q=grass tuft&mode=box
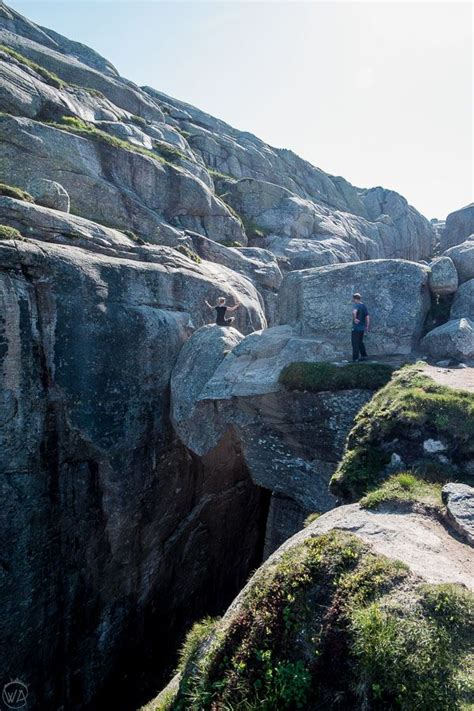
[0,224,22,240]
[0,182,35,203]
[0,44,65,89]
[360,472,442,510]
[175,244,202,264]
[280,361,394,393]
[177,617,220,673]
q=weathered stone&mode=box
[450,279,474,321]
[27,177,70,212]
[442,483,474,545]
[441,203,474,251]
[421,318,474,362]
[0,235,267,710]
[444,238,474,284]
[0,115,246,247]
[279,259,431,356]
[428,256,458,295]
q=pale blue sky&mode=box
[8,1,473,219]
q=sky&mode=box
[7,0,473,219]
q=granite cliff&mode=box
[0,4,472,711]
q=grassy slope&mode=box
[163,530,473,711]
[330,364,474,502]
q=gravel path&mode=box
[422,364,474,393]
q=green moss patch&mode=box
[0,182,35,203]
[330,365,474,502]
[0,224,22,240]
[0,44,65,89]
[175,244,202,264]
[280,361,394,393]
[48,116,170,165]
[170,530,473,710]
[360,472,442,510]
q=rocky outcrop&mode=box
[279,259,431,356]
[160,507,473,711]
[445,238,474,284]
[171,325,377,553]
[0,115,246,247]
[442,483,474,546]
[441,203,474,251]
[0,228,270,710]
[331,365,474,502]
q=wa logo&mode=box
[2,680,28,709]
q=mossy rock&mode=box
[280,361,394,393]
[0,182,35,203]
[167,530,473,710]
[330,364,474,502]
[0,224,23,240]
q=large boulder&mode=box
[279,259,431,357]
[441,203,474,251]
[27,177,70,212]
[428,256,458,295]
[421,318,474,362]
[444,238,474,284]
[450,279,474,321]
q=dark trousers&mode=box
[351,330,367,361]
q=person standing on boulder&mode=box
[205,296,240,326]
[351,293,370,361]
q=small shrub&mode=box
[0,182,35,203]
[177,617,219,673]
[129,114,148,127]
[303,512,321,527]
[279,361,394,393]
[0,44,65,89]
[176,244,202,264]
[209,168,235,181]
[152,140,187,164]
[0,224,22,240]
[121,229,146,245]
[350,585,474,711]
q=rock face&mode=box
[442,483,474,545]
[441,203,474,251]
[0,3,452,710]
[27,177,70,212]
[279,259,431,356]
[445,238,474,284]
[0,224,269,710]
[421,318,474,362]
[428,256,458,295]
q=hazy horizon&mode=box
[8,0,473,220]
